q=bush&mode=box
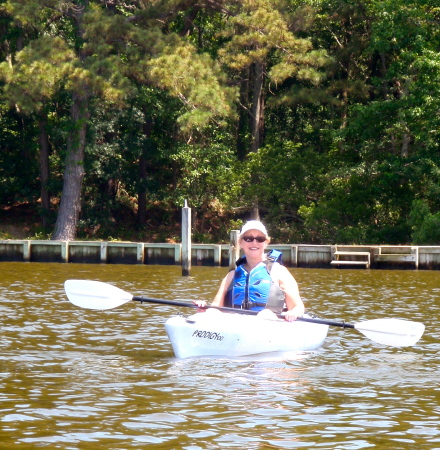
[409,200,440,245]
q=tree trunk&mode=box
[249,62,265,219]
[137,118,153,226]
[38,114,51,227]
[250,61,264,153]
[250,203,260,221]
[51,92,89,240]
[237,67,250,161]
[52,1,89,241]
[137,153,147,226]
[401,133,410,158]
[340,89,348,129]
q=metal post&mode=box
[182,200,191,276]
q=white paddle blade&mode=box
[355,318,425,347]
[64,280,133,310]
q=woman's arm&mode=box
[273,265,305,321]
[211,270,234,306]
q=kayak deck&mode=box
[164,309,329,358]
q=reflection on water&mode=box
[0,262,439,449]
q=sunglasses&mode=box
[242,236,267,243]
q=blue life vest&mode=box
[224,249,286,313]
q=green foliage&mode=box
[148,44,238,131]
[168,138,242,242]
[409,200,440,245]
[412,214,440,245]
[219,0,327,85]
[0,106,40,205]
[0,230,13,239]
[0,0,440,245]
[0,36,73,112]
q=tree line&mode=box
[0,0,439,245]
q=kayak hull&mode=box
[164,310,329,358]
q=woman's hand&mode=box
[283,308,302,322]
[192,300,207,311]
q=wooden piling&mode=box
[182,200,191,276]
[229,230,240,270]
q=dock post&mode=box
[229,230,240,270]
[182,200,191,276]
[61,241,69,263]
[413,246,419,270]
[100,242,108,263]
[137,243,145,264]
[23,240,31,261]
[291,245,298,267]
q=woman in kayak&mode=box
[193,220,305,322]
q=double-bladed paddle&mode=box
[64,279,425,347]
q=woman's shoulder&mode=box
[270,262,293,278]
[223,269,235,282]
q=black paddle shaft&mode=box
[132,295,355,329]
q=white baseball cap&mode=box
[239,220,268,237]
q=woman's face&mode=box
[240,230,269,256]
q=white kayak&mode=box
[164,309,329,358]
[63,281,426,355]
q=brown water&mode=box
[0,262,438,449]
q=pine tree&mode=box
[218,0,327,217]
[1,0,236,239]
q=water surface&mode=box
[0,262,438,449]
